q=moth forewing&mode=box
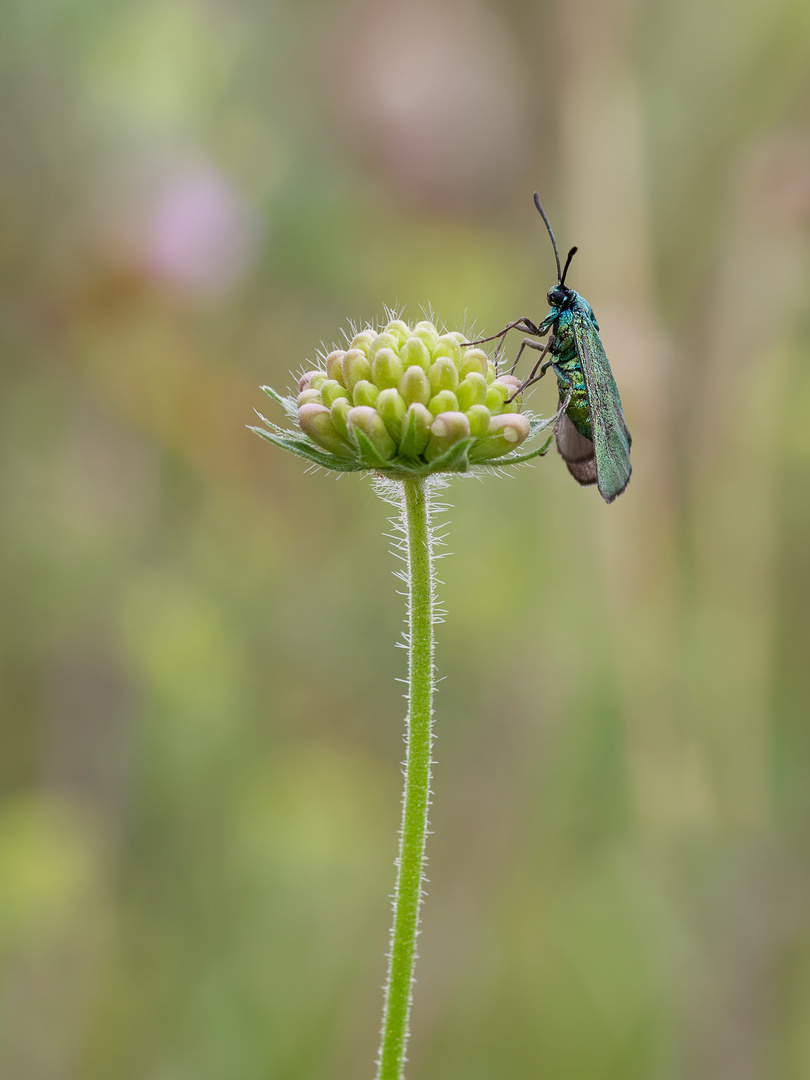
[571,311,632,503]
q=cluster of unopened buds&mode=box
[253,318,554,477]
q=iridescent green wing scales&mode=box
[571,311,632,503]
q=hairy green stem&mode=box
[376,476,436,1080]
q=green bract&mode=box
[252,318,556,477]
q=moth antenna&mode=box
[560,246,578,286]
[533,193,561,282]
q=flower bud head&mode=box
[459,349,489,378]
[425,411,471,461]
[469,413,532,460]
[398,365,432,407]
[352,379,380,407]
[344,349,372,392]
[347,406,397,461]
[325,350,347,383]
[456,372,488,411]
[371,348,404,390]
[429,389,460,416]
[297,403,353,457]
[259,317,543,476]
[399,404,433,458]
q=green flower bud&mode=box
[459,348,489,378]
[425,411,471,461]
[465,404,492,438]
[320,379,350,407]
[330,398,352,441]
[485,381,509,413]
[376,387,407,442]
[297,387,322,408]
[372,348,404,390]
[384,319,411,346]
[432,334,462,366]
[352,379,380,407]
[456,372,488,411]
[350,331,376,355]
[399,404,433,458]
[344,349,372,392]
[368,333,400,361]
[307,371,328,391]
[429,389,460,416]
[297,403,353,456]
[400,336,432,373]
[428,357,459,395]
[411,321,439,352]
[325,350,347,383]
[398,365,432,407]
[469,413,532,461]
[347,406,396,461]
[486,362,497,384]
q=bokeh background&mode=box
[3,0,810,1077]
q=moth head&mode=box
[547,285,568,307]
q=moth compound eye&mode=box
[548,287,566,307]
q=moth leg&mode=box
[462,317,543,349]
[505,338,555,401]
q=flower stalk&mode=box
[377,477,436,1080]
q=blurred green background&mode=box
[2,0,810,1077]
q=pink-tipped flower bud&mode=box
[297,403,353,457]
[346,406,397,460]
[424,411,471,461]
[297,387,322,408]
[325,350,347,383]
[469,413,532,460]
